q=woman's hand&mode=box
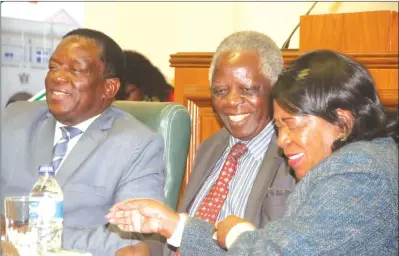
[215,215,255,249]
[106,199,180,239]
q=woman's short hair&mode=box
[271,50,398,150]
[209,30,283,85]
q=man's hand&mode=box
[114,242,151,256]
[215,215,255,249]
[106,199,179,239]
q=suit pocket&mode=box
[265,187,292,206]
[261,189,291,223]
[64,182,107,198]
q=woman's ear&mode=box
[336,108,354,140]
[103,78,120,100]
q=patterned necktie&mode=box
[195,142,248,224]
[51,126,82,171]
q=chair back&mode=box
[112,101,191,210]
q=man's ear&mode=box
[336,108,354,134]
[103,78,120,100]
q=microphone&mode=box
[281,2,318,50]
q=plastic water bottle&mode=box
[29,165,63,254]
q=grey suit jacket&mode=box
[179,137,398,256]
[178,128,296,228]
[1,101,165,255]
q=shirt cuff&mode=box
[166,213,188,248]
[225,222,256,249]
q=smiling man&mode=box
[1,28,164,255]
[170,31,296,253]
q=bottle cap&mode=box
[38,165,55,175]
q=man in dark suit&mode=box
[166,30,296,253]
[1,28,164,256]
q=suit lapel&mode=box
[179,130,229,212]
[33,112,55,173]
[244,134,283,222]
[56,107,115,188]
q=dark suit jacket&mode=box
[178,128,296,228]
[1,101,165,255]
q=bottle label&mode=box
[29,199,63,220]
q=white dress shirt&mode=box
[53,114,101,173]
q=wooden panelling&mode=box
[390,12,398,51]
[170,52,214,67]
[300,11,398,53]
[200,111,221,143]
[174,67,210,104]
[369,68,399,109]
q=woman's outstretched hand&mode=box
[105,199,180,239]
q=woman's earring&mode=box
[337,132,348,141]
[337,129,351,142]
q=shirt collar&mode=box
[55,113,101,133]
[229,121,275,160]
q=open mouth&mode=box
[228,113,250,123]
[49,90,71,97]
[287,152,304,167]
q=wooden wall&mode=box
[299,11,398,53]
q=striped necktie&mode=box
[51,126,82,171]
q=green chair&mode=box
[112,101,191,210]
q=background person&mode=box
[116,50,174,102]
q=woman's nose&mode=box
[277,129,291,149]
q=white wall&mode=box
[84,2,238,83]
[82,2,397,81]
